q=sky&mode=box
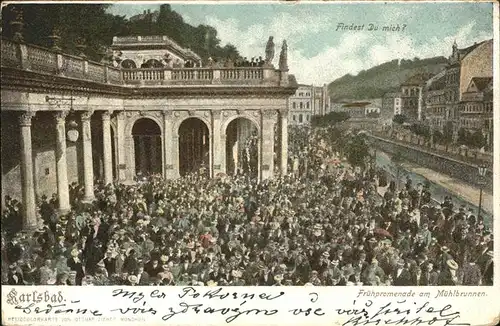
[107,1,494,85]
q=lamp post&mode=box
[477,165,487,221]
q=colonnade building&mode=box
[1,35,297,229]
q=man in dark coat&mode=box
[459,262,482,285]
[392,260,412,286]
[67,249,85,285]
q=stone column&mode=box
[101,111,113,185]
[19,112,38,229]
[261,110,276,180]
[212,110,225,175]
[81,110,95,202]
[280,109,289,175]
[54,111,71,213]
[116,111,127,182]
[163,110,176,179]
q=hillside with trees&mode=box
[328,57,448,101]
[1,4,241,64]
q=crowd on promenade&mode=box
[2,127,494,287]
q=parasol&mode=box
[373,228,393,239]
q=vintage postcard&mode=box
[1,0,499,325]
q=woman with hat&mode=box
[438,259,459,285]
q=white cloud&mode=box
[205,16,491,85]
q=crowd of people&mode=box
[2,127,494,287]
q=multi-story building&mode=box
[424,71,447,130]
[288,84,329,125]
[340,102,371,118]
[381,92,402,119]
[459,77,493,149]
[400,73,433,122]
[424,39,492,138]
[1,33,297,228]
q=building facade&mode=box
[112,35,202,69]
[288,84,329,125]
[340,102,370,118]
[381,92,401,118]
[1,36,297,229]
[400,74,432,122]
[459,77,493,149]
[423,40,492,139]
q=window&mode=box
[299,114,303,123]
[299,92,303,96]
[300,102,303,109]
[292,102,296,109]
[293,115,296,121]
[306,102,310,109]
[306,115,310,121]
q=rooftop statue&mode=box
[279,40,288,71]
[265,36,275,64]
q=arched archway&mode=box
[178,118,210,177]
[121,59,137,69]
[225,117,259,178]
[132,118,162,177]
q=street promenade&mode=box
[402,162,493,215]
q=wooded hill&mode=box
[1,4,240,64]
[328,57,448,101]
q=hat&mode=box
[128,275,138,284]
[207,280,218,286]
[486,250,493,258]
[231,270,242,278]
[331,259,339,265]
[97,261,105,268]
[322,251,330,258]
[446,260,459,270]
[441,246,450,252]
[274,274,283,282]
[304,282,313,286]
[279,264,287,270]
[71,249,79,257]
[368,238,377,243]
[160,255,168,262]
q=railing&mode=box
[1,39,122,85]
[371,130,493,167]
[1,38,283,87]
[221,68,263,80]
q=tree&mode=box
[469,130,486,149]
[442,122,454,150]
[433,130,444,144]
[344,135,369,168]
[1,3,241,64]
[393,114,407,125]
[311,112,350,128]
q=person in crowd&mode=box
[0,125,493,287]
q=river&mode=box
[374,150,493,227]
